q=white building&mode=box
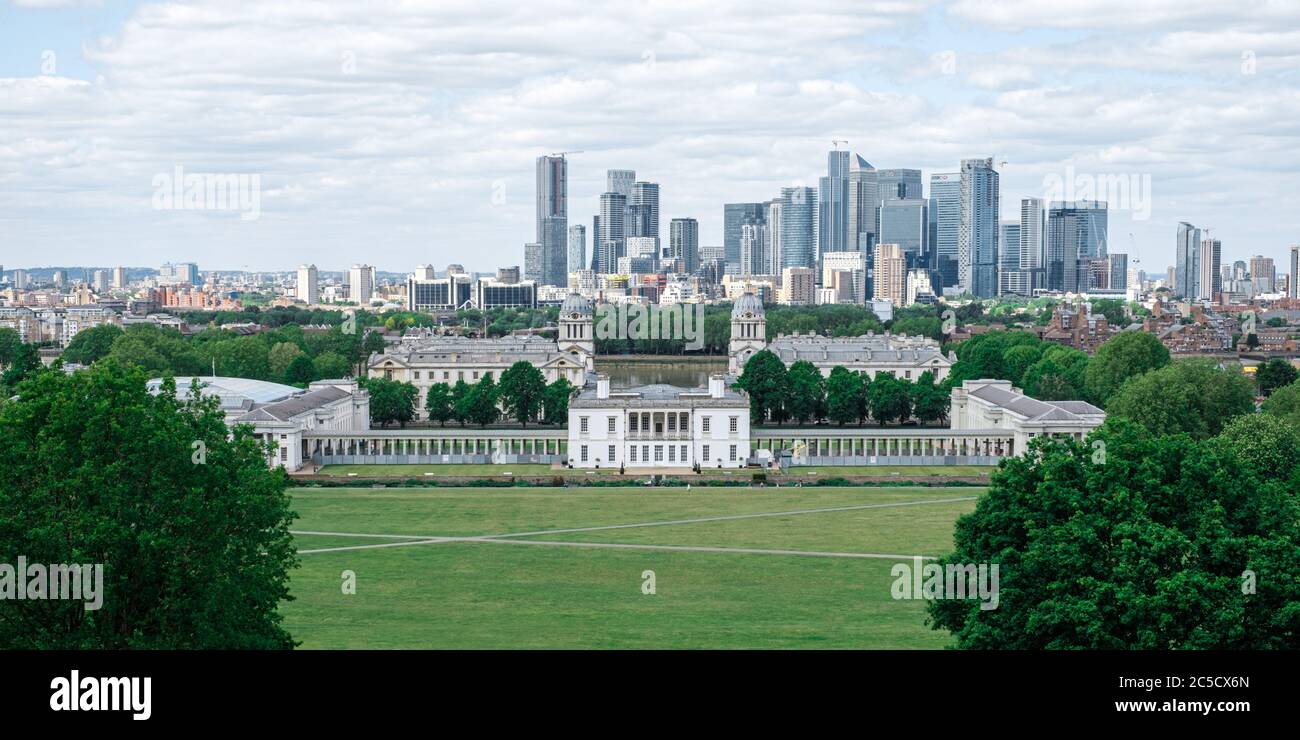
[568,373,751,470]
[147,377,370,471]
[348,264,375,305]
[950,379,1105,454]
[296,264,319,304]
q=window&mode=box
[580,416,589,433]
[630,415,638,432]
[608,445,616,462]
[702,417,710,433]
[414,371,421,380]
[630,446,638,462]
[473,371,479,380]
[443,371,450,380]
[668,446,675,462]
[729,416,738,433]
[654,446,663,462]
[702,444,710,461]
[667,415,676,432]
[642,445,648,461]
[280,447,287,462]
[608,417,616,433]
[580,445,588,462]
[680,445,687,461]
[729,445,737,461]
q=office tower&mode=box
[112,266,126,290]
[1046,201,1107,293]
[847,155,878,251]
[999,222,1022,295]
[1291,246,1299,299]
[1018,197,1046,294]
[627,237,659,273]
[777,187,817,272]
[595,192,627,274]
[929,173,961,290]
[568,224,587,274]
[535,155,568,288]
[1197,238,1222,301]
[414,264,435,280]
[724,203,767,269]
[606,169,635,198]
[959,158,1000,297]
[822,251,867,304]
[765,200,783,280]
[740,223,767,276]
[1107,253,1128,292]
[877,168,923,201]
[872,243,907,307]
[878,198,928,262]
[296,264,319,304]
[408,272,473,311]
[1174,222,1202,299]
[818,149,851,259]
[669,218,699,275]
[630,181,660,240]
[524,243,542,282]
[1249,255,1276,293]
[348,264,375,304]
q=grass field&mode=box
[316,463,993,478]
[283,486,983,648]
[780,465,994,477]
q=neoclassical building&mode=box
[950,379,1105,453]
[727,292,956,381]
[368,293,595,419]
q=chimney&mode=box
[596,373,610,400]
[709,374,726,399]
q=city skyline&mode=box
[3,1,1300,273]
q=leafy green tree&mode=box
[284,354,316,385]
[543,378,575,425]
[211,336,271,380]
[1262,379,1300,427]
[784,360,824,425]
[268,341,306,380]
[1256,358,1299,397]
[312,351,351,379]
[1,342,42,388]
[1083,331,1170,406]
[911,370,949,426]
[0,327,21,369]
[424,382,453,426]
[497,361,547,426]
[1001,344,1043,386]
[1106,359,1255,439]
[824,367,864,426]
[467,375,500,426]
[451,379,472,426]
[735,350,788,424]
[0,361,297,649]
[61,324,123,365]
[367,377,418,428]
[1020,345,1089,400]
[1216,413,1300,481]
[929,418,1300,649]
[866,372,911,426]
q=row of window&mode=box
[576,444,740,463]
[578,415,741,435]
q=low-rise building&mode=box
[950,379,1105,454]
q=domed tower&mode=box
[558,293,595,371]
[728,292,767,374]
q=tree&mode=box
[928,418,1300,649]
[268,341,306,380]
[211,336,271,380]
[1262,379,1300,427]
[911,370,949,426]
[451,379,472,426]
[1020,345,1089,401]
[497,361,547,426]
[1083,331,1170,406]
[1256,359,1299,397]
[824,367,864,426]
[1001,344,1043,387]
[284,354,316,385]
[735,350,788,424]
[784,360,824,425]
[425,383,454,426]
[0,361,297,648]
[1106,359,1255,439]
[367,377,418,428]
[61,324,124,365]
[543,378,575,425]
[467,375,500,426]
[312,351,351,379]
[0,328,21,369]
[866,372,911,426]
[1,342,42,389]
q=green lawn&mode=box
[283,486,984,649]
[781,465,995,477]
[317,463,565,477]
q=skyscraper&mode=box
[567,224,587,274]
[928,173,961,290]
[724,203,767,269]
[606,169,635,198]
[1018,197,1046,294]
[595,191,627,274]
[112,266,127,290]
[348,264,374,305]
[629,181,660,240]
[1046,201,1107,293]
[818,149,851,259]
[778,187,817,272]
[535,155,568,287]
[669,218,700,275]
[959,158,999,297]
[999,222,1022,295]
[739,222,767,276]
[872,243,906,307]
[1249,255,1276,293]
[1290,246,1299,299]
[847,155,878,252]
[878,198,928,260]
[296,264,319,304]
[1174,222,1201,299]
[1198,237,1222,301]
[878,168,923,201]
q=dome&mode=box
[560,293,593,317]
[732,292,764,318]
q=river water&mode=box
[597,358,729,389]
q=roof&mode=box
[149,376,300,405]
[766,333,951,366]
[571,381,747,408]
[231,386,351,422]
[966,382,1103,422]
[732,293,764,318]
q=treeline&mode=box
[364,361,575,428]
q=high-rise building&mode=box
[822,251,867,304]
[1046,201,1107,293]
[414,264,435,280]
[629,181,660,240]
[724,203,767,270]
[348,264,375,305]
[112,266,127,290]
[877,169,923,201]
[958,158,999,297]
[778,187,817,272]
[524,242,542,282]
[595,192,627,274]
[1106,253,1128,292]
[535,155,569,287]
[999,222,1022,295]
[1290,246,1299,299]
[1197,238,1222,301]
[1249,255,1276,294]
[765,200,782,280]
[1018,197,1046,294]
[818,149,851,259]
[12,269,26,289]
[159,262,200,286]
[606,169,635,198]
[568,224,587,274]
[928,173,961,290]
[740,222,767,277]
[878,198,928,262]
[1174,222,1202,299]
[52,270,67,289]
[779,267,815,305]
[669,218,700,275]
[296,264,319,304]
[92,270,109,292]
[872,243,907,307]
[847,155,878,252]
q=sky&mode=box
[2,0,1299,275]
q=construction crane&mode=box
[549,150,583,158]
[831,139,848,150]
